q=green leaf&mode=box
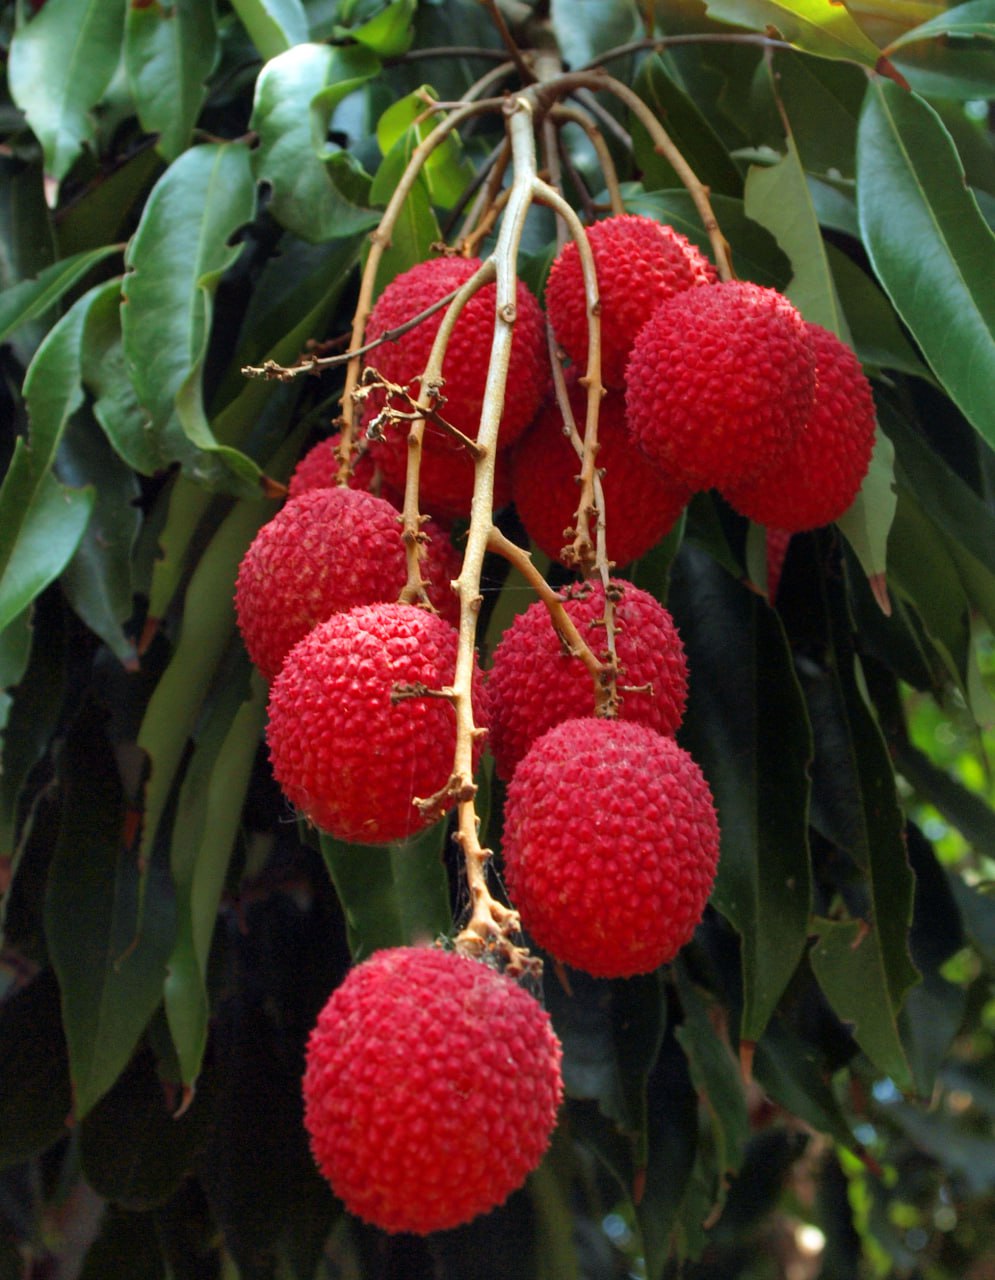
[621,188,790,288]
[670,545,813,1041]
[230,0,308,59]
[704,0,887,69]
[837,425,896,592]
[375,88,476,209]
[317,821,452,961]
[0,244,122,345]
[45,701,176,1118]
[829,244,932,381]
[0,970,72,1168]
[342,0,416,55]
[754,1013,856,1149]
[885,0,995,49]
[125,0,219,162]
[767,50,866,179]
[164,663,268,1085]
[744,136,851,340]
[7,0,126,201]
[251,43,380,243]
[895,741,995,857]
[121,142,261,490]
[551,0,641,69]
[368,125,443,289]
[57,145,162,259]
[632,55,744,197]
[857,81,995,449]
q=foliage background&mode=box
[2,0,995,1276]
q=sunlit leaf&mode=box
[230,0,308,59]
[704,0,887,69]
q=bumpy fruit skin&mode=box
[626,281,817,492]
[544,215,716,388]
[363,257,548,516]
[511,377,691,568]
[287,434,386,500]
[502,719,720,978]
[722,323,877,531]
[486,581,688,781]
[303,946,563,1234]
[235,487,460,681]
[266,603,482,843]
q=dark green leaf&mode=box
[806,175,860,236]
[632,55,744,197]
[79,1208,166,1280]
[0,244,122,345]
[948,876,995,969]
[7,0,126,199]
[885,0,995,49]
[770,50,866,179]
[895,741,995,858]
[829,244,932,381]
[251,43,380,243]
[857,82,995,448]
[369,131,442,289]
[704,0,886,69]
[230,0,308,58]
[45,701,176,1118]
[884,1101,995,1193]
[670,545,813,1041]
[754,1014,856,1148]
[886,2,995,99]
[125,0,218,162]
[317,820,452,961]
[57,145,162,259]
[551,0,641,69]
[0,969,72,1167]
[622,188,790,288]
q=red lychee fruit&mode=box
[510,376,692,568]
[235,487,461,682]
[625,281,817,492]
[544,214,716,389]
[722,323,877,531]
[485,580,688,781]
[365,254,548,446]
[266,603,483,843]
[502,718,720,978]
[287,433,388,501]
[303,946,563,1234]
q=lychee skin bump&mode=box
[287,434,386,500]
[511,377,692,568]
[266,603,482,844]
[234,486,460,682]
[722,323,877,532]
[303,946,564,1235]
[486,580,688,782]
[625,281,817,493]
[544,214,716,389]
[502,719,720,978]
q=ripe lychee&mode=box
[625,281,817,492]
[287,433,387,501]
[266,603,483,843]
[303,946,563,1234]
[722,323,877,531]
[501,718,720,978]
[485,580,688,781]
[234,486,460,682]
[544,214,716,389]
[364,254,548,447]
[510,377,691,568]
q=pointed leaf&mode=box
[885,0,995,49]
[46,702,176,1118]
[768,51,866,179]
[837,425,896,590]
[7,0,126,200]
[125,0,218,162]
[0,245,122,345]
[704,0,887,69]
[250,43,380,244]
[345,0,416,56]
[317,820,452,961]
[857,81,995,448]
[230,0,308,59]
[670,545,813,1041]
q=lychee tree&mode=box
[2,1,995,1276]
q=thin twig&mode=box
[551,102,625,217]
[579,31,796,71]
[479,0,537,85]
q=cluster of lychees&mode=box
[232,211,877,1238]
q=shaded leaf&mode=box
[0,244,122,345]
[0,969,72,1168]
[754,1013,856,1148]
[768,50,866,179]
[317,820,452,962]
[884,0,995,49]
[57,145,162,259]
[857,81,995,449]
[836,426,896,590]
[670,545,813,1041]
[78,1208,166,1280]
[7,0,126,200]
[230,0,308,59]
[829,244,932,381]
[895,740,995,857]
[45,701,176,1118]
[704,0,886,69]
[551,0,641,69]
[250,43,380,244]
[369,126,443,289]
[125,0,218,162]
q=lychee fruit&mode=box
[266,603,483,844]
[722,323,877,531]
[485,580,688,781]
[303,945,563,1234]
[544,214,716,389]
[287,433,388,501]
[625,281,817,492]
[235,486,461,682]
[364,254,548,449]
[501,718,720,978]
[510,376,692,568]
